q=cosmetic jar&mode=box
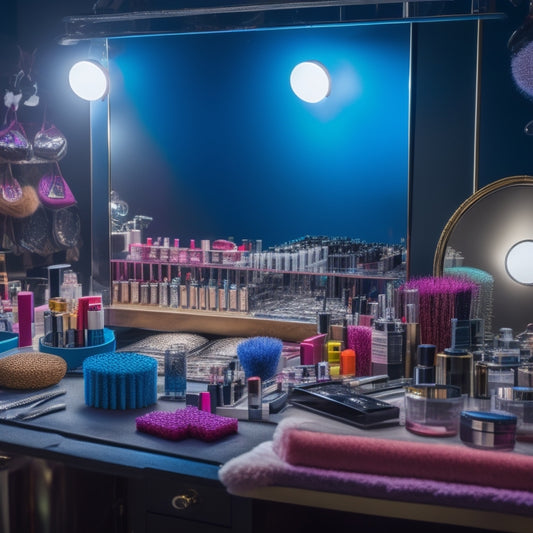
[495,387,533,443]
[404,384,464,437]
[459,410,517,451]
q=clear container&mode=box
[495,387,533,443]
[162,343,188,400]
[405,384,464,437]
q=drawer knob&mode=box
[171,489,199,511]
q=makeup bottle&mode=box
[218,280,228,311]
[317,311,331,363]
[413,344,436,385]
[478,327,520,399]
[435,318,474,397]
[189,280,198,309]
[247,376,262,421]
[208,279,218,310]
[170,277,180,308]
[130,280,140,304]
[403,288,420,379]
[163,343,187,400]
[517,323,533,362]
[371,295,406,380]
[87,304,105,346]
[239,285,249,313]
[229,284,238,311]
[17,291,34,348]
[158,279,169,307]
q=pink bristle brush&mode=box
[346,325,372,376]
[399,277,478,353]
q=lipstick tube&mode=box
[17,291,34,348]
[247,376,262,421]
[87,305,105,346]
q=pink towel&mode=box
[274,426,533,492]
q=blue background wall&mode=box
[108,24,410,249]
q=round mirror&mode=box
[434,175,533,339]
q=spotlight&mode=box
[290,61,330,103]
[69,60,109,101]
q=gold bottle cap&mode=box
[48,297,68,313]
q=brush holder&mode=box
[0,331,19,354]
[83,351,158,409]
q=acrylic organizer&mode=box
[39,328,116,370]
[0,331,19,354]
[404,384,464,437]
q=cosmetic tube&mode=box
[17,291,34,347]
[87,305,105,346]
[52,312,64,348]
[247,376,262,421]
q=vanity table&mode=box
[1,371,533,533]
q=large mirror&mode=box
[101,23,411,322]
[434,176,533,339]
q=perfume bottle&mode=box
[435,319,473,397]
[370,293,406,380]
[162,343,188,400]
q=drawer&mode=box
[146,512,230,533]
[144,475,232,527]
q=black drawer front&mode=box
[144,477,232,527]
[146,512,230,533]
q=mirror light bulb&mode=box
[290,61,330,103]
[69,60,109,101]
[505,240,533,285]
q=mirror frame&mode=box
[433,175,533,276]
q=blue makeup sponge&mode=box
[236,336,283,381]
[83,351,158,410]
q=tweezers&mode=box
[3,402,66,421]
[0,389,66,412]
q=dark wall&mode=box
[409,19,478,276]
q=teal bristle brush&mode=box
[236,336,283,381]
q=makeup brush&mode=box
[346,325,372,376]
[399,276,477,353]
[236,336,283,381]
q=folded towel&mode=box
[272,416,533,493]
[218,440,533,517]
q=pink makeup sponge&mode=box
[136,406,238,442]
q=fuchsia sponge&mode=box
[136,406,238,442]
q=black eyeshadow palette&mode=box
[289,381,400,429]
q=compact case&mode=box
[460,410,517,451]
